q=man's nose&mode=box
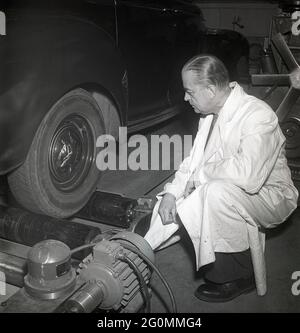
[184,92,190,102]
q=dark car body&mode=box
[0,0,249,175]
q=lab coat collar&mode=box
[218,82,246,123]
[202,82,245,162]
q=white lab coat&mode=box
[144,82,298,295]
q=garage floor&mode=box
[97,111,300,313]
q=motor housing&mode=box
[65,231,154,313]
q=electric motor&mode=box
[64,231,154,313]
[1,228,176,314]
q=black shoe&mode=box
[194,276,256,303]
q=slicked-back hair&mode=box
[182,55,229,90]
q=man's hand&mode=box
[184,179,196,198]
[158,193,177,225]
[184,171,202,197]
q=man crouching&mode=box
[144,55,298,302]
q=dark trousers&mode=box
[204,250,254,284]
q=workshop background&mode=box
[1,0,300,313]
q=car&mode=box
[0,0,249,218]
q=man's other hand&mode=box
[158,193,177,225]
[184,179,196,198]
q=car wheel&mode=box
[281,116,300,206]
[281,116,300,178]
[8,88,106,218]
[281,117,300,159]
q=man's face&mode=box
[182,70,215,115]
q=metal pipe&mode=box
[0,206,101,259]
[64,282,105,313]
[0,252,27,287]
[0,238,30,259]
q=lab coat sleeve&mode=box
[157,118,212,200]
[158,118,207,200]
[198,107,285,194]
[158,152,192,200]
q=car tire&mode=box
[8,88,106,218]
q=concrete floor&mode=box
[98,111,300,313]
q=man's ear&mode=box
[206,85,217,98]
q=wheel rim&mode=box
[281,117,300,159]
[49,114,95,192]
[281,117,300,181]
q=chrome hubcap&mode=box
[49,114,94,192]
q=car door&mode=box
[117,0,177,120]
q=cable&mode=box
[119,242,177,313]
[70,237,177,313]
[116,253,151,313]
[70,242,98,255]
[70,228,122,255]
